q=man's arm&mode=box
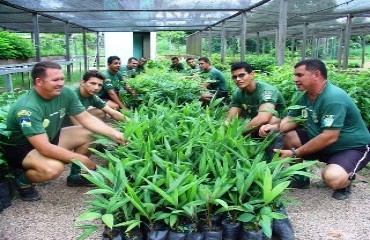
[259,116,299,137]
[101,105,125,122]
[279,129,340,158]
[124,84,136,96]
[246,102,276,131]
[225,107,242,125]
[27,133,95,169]
[107,90,129,110]
[73,111,126,145]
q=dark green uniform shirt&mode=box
[230,81,286,119]
[169,62,185,72]
[120,65,137,78]
[289,82,370,154]
[98,69,124,98]
[201,67,228,92]
[4,87,85,145]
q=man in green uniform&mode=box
[198,56,229,104]
[136,57,148,74]
[169,56,185,72]
[260,59,370,200]
[98,56,135,110]
[1,61,127,201]
[226,61,286,136]
[64,70,125,126]
[186,57,200,75]
[120,57,138,79]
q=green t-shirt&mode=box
[74,87,106,110]
[4,87,85,145]
[187,64,200,75]
[201,67,228,92]
[98,69,124,98]
[288,82,370,154]
[230,81,287,119]
[169,62,185,72]
[62,87,107,127]
[120,65,137,78]
[136,65,145,74]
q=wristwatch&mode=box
[291,148,297,157]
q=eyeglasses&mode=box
[232,72,249,80]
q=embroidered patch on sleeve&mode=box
[261,90,273,101]
[19,117,32,128]
[17,110,32,117]
[322,115,335,127]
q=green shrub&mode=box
[0,32,34,59]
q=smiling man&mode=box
[226,61,286,136]
[1,61,127,201]
[259,59,370,200]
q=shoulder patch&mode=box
[17,110,32,117]
[19,117,32,128]
[322,115,335,127]
[261,90,273,101]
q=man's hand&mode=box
[274,149,294,159]
[111,130,128,146]
[259,124,276,137]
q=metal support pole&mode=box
[83,29,88,71]
[337,29,343,69]
[291,37,295,61]
[32,13,41,62]
[361,35,366,68]
[301,23,308,60]
[240,12,247,61]
[65,23,71,81]
[343,14,352,69]
[221,21,227,63]
[277,0,287,65]
[256,32,260,54]
[96,32,100,70]
[208,28,212,56]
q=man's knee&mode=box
[322,164,349,189]
[283,130,301,149]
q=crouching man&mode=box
[1,61,127,201]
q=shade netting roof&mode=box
[0,0,370,38]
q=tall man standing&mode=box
[260,59,370,200]
[1,61,126,201]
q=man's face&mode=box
[109,59,121,73]
[231,68,254,89]
[139,59,148,66]
[128,59,138,69]
[81,77,104,96]
[199,60,210,71]
[171,58,179,66]
[186,59,195,67]
[293,65,317,91]
[36,68,65,98]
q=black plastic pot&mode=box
[272,207,294,240]
[0,181,12,213]
[167,231,187,240]
[203,230,223,240]
[221,219,242,240]
[186,232,204,240]
[147,230,168,240]
[239,228,263,240]
[102,227,123,240]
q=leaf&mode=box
[75,225,99,240]
[77,212,102,221]
[102,214,114,229]
[237,213,254,223]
